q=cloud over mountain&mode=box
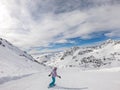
[0,0,120,53]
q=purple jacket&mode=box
[51,69,57,77]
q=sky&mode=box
[0,0,120,54]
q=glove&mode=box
[48,74,51,77]
[58,76,61,78]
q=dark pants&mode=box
[49,77,56,87]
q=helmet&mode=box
[54,67,57,70]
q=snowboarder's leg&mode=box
[49,77,56,87]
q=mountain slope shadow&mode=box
[54,86,88,90]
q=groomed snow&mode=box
[0,68,120,90]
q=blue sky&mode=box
[0,0,120,54]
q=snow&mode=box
[35,39,120,69]
[0,68,120,90]
[0,38,120,90]
[0,38,44,78]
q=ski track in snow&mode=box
[52,86,88,90]
[0,73,33,85]
[0,68,120,90]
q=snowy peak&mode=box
[101,39,117,46]
[34,51,63,66]
[0,38,35,61]
[105,39,115,43]
[35,39,120,69]
[0,38,43,77]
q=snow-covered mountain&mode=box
[0,38,36,61]
[34,51,63,65]
[0,38,120,90]
[0,38,43,77]
[35,39,120,69]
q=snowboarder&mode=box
[48,67,61,88]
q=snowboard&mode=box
[48,84,56,88]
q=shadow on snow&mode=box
[54,86,88,90]
[0,73,33,85]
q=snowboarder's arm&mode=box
[56,71,61,78]
[58,75,61,78]
[57,75,61,78]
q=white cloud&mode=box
[105,30,120,37]
[0,0,120,52]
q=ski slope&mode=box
[0,68,120,90]
[0,38,120,90]
[0,38,44,78]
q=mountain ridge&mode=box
[35,39,120,69]
[0,38,43,77]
